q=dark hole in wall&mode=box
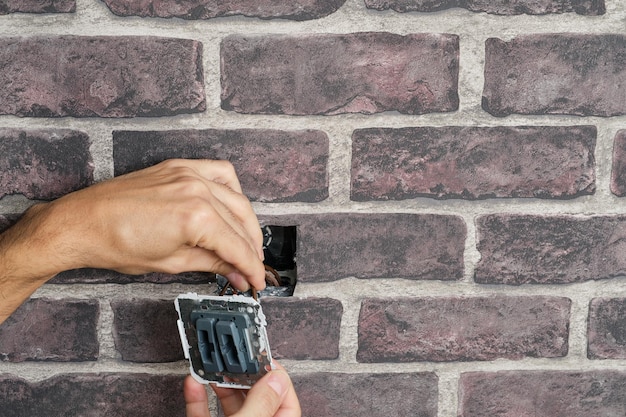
[217,225,297,297]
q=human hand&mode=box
[184,363,301,417]
[0,159,266,323]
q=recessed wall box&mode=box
[175,292,273,389]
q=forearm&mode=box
[0,203,77,324]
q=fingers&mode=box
[214,368,301,417]
[184,376,211,417]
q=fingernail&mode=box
[266,372,287,398]
[225,271,250,292]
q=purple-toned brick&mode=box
[0,298,99,362]
[611,130,626,196]
[476,214,626,284]
[51,268,211,284]
[483,34,626,117]
[357,296,570,362]
[261,213,465,282]
[262,297,342,360]
[459,371,626,417]
[102,0,346,20]
[0,36,205,118]
[0,373,186,417]
[352,125,596,200]
[111,299,182,362]
[0,0,75,14]
[365,0,605,14]
[113,129,328,202]
[292,372,438,417]
[221,32,459,115]
[0,129,93,200]
[588,298,626,359]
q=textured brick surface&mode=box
[357,296,569,362]
[459,371,626,416]
[483,34,626,117]
[261,213,465,282]
[365,0,605,14]
[102,0,346,20]
[0,129,93,200]
[0,373,186,417]
[0,0,75,14]
[351,125,596,200]
[292,372,438,417]
[611,130,626,196]
[113,129,328,202]
[51,268,211,284]
[588,297,626,359]
[0,298,99,362]
[262,297,342,360]
[221,32,459,115]
[111,299,182,362]
[476,214,626,284]
[0,36,205,118]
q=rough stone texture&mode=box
[0,36,205,118]
[476,214,626,284]
[260,213,465,282]
[351,125,596,200]
[588,298,626,359]
[0,0,75,14]
[610,130,626,196]
[483,34,626,117]
[0,373,186,417]
[459,371,626,416]
[0,129,94,200]
[113,129,328,202]
[102,0,346,20]
[357,296,570,362]
[221,32,459,115]
[111,299,182,362]
[262,297,342,360]
[292,372,438,417]
[52,268,212,284]
[364,0,605,14]
[0,298,99,362]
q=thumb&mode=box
[234,370,300,417]
[184,375,211,417]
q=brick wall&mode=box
[0,1,625,416]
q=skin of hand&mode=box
[0,159,266,324]
[184,363,301,417]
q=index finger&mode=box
[174,159,244,194]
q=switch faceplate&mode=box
[175,293,273,389]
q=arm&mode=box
[0,159,266,324]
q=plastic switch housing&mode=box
[175,293,273,389]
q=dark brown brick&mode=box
[102,0,346,20]
[459,371,626,417]
[483,34,626,117]
[261,213,465,282]
[113,129,328,202]
[357,296,569,362]
[611,130,626,196]
[476,214,626,284]
[51,268,211,284]
[365,0,605,14]
[221,32,459,115]
[0,0,75,14]
[262,297,342,360]
[351,126,596,200]
[0,129,93,200]
[111,299,182,362]
[0,373,186,417]
[0,298,99,362]
[292,372,438,417]
[588,297,626,359]
[0,36,205,118]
